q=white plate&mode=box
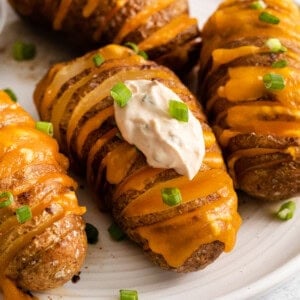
[0,1,300,299]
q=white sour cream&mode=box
[113,79,205,180]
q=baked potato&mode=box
[8,0,201,74]
[199,0,300,201]
[0,90,87,298]
[34,44,241,272]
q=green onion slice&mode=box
[92,54,105,67]
[12,41,36,61]
[3,88,17,102]
[168,100,189,122]
[16,205,32,223]
[137,50,148,60]
[263,73,286,90]
[265,38,287,53]
[124,42,148,59]
[250,0,267,10]
[124,42,140,53]
[108,222,126,241]
[276,201,296,221]
[161,187,182,206]
[272,59,288,68]
[111,82,132,107]
[35,121,54,136]
[259,12,280,24]
[119,289,138,300]
[85,223,99,244]
[0,191,14,208]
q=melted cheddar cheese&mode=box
[200,0,300,190]
[0,91,85,300]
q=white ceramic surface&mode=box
[0,1,299,299]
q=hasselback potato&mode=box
[8,0,200,74]
[0,90,87,299]
[34,44,241,272]
[199,0,300,201]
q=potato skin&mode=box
[199,0,300,201]
[0,90,87,294]
[7,215,87,291]
[8,0,201,75]
[34,44,241,272]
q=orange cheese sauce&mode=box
[138,14,198,51]
[201,0,300,187]
[114,0,175,43]
[0,91,85,299]
[53,0,72,30]
[136,192,240,267]
[82,0,100,18]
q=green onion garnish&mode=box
[120,289,138,300]
[250,0,267,10]
[12,41,36,61]
[124,42,148,60]
[272,59,288,68]
[0,191,14,208]
[263,73,286,90]
[168,100,189,122]
[35,121,54,136]
[276,201,296,221]
[124,42,139,53]
[259,12,280,24]
[92,54,105,67]
[137,50,148,60]
[3,88,18,102]
[161,187,182,206]
[108,222,126,241]
[265,38,287,53]
[16,205,32,223]
[110,82,132,107]
[85,223,99,244]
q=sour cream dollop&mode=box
[114,79,205,180]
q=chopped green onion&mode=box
[124,42,148,60]
[85,223,99,244]
[161,187,182,206]
[120,289,138,300]
[272,59,288,68]
[108,222,126,241]
[263,73,285,90]
[250,0,267,10]
[137,50,148,60]
[0,191,14,208]
[3,88,17,102]
[259,12,280,24]
[16,205,32,223]
[124,42,139,53]
[168,100,189,122]
[265,38,287,53]
[110,82,132,107]
[12,41,36,61]
[92,54,105,67]
[276,201,296,221]
[35,121,54,136]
